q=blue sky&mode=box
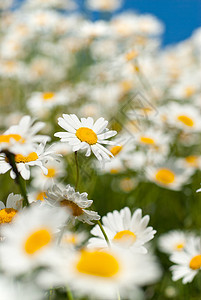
[121,0,201,46]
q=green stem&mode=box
[48,289,53,300]
[2,150,29,207]
[66,286,74,300]
[97,220,110,247]
[117,290,121,300]
[74,151,79,192]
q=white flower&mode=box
[0,115,50,152]
[88,207,156,253]
[31,159,65,190]
[0,203,68,275]
[158,230,194,255]
[54,114,117,161]
[86,0,122,12]
[0,193,22,225]
[0,275,43,300]
[170,236,201,284]
[146,162,194,190]
[45,184,100,225]
[0,142,59,180]
[38,248,161,300]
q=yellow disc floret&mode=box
[24,228,52,255]
[177,115,194,127]
[45,168,56,178]
[189,255,201,270]
[110,145,123,156]
[0,134,24,144]
[76,250,120,277]
[140,136,155,145]
[155,168,175,185]
[113,230,136,246]
[60,199,83,216]
[42,92,55,101]
[174,243,185,251]
[36,192,46,201]
[76,127,98,145]
[0,208,17,224]
[15,152,38,163]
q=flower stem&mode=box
[66,286,74,300]
[2,150,29,207]
[97,220,110,247]
[74,151,79,192]
[117,290,121,300]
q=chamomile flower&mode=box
[162,103,201,132]
[170,236,201,284]
[39,248,161,300]
[0,115,50,151]
[45,184,100,225]
[31,159,65,190]
[146,163,193,190]
[54,114,117,161]
[88,207,156,253]
[0,193,22,225]
[60,230,87,249]
[158,230,194,255]
[0,142,59,180]
[27,91,68,117]
[0,204,68,275]
[86,0,123,12]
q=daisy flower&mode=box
[0,115,50,152]
[54,114,117,161]
[170,236,201,284]
[27,90,68,117]
[38,248,161,300]
[0,203,68,275]
[158,230,194,255]
[0,142,59,180]
[0,276,43,300]
[86,0,123,12]
[45,184,100,225]
[0,193,22,225]
[88,207,156,253]
[146,162,193,190]
[60,230,87,249]
[31,159,66,190]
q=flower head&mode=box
[54,114,117,161]
[45,184,100,225]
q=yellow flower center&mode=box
[110,145,123,156]
[177,115,194,127]
[113,230,136,246]
[42,92,55,101]
[15,152,38,163]
[185,86,195,97]
[155,169,175,185]
[36,192,46,201]
[189,255,201,270]
[45,168,56,178]
[63,233,78,245]
[174,243,185,251]
[76,127,98,145]
[24,228,52,255]
[185,156,199,167]
[121,80,133,92]
[0,208,17,224]
[110,168,120,174]
[140,136,155,145]
[76,250,120,278]
[60,200,83,216]
[0,134,24,144]
[125,50,138,61]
